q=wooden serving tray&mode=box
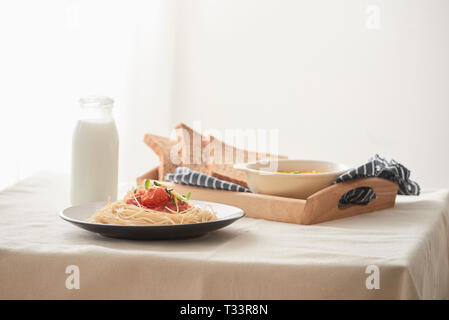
[137,167,398,225]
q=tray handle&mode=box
[302,177,398,225]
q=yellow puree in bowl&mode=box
[277,170,327,174]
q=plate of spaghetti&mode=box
[60,180,244,240]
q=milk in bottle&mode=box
[70,96,119,205]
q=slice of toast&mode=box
[210,137,287,188]
[174,123,287,187]
[211,168,249,188]
[143,133,181,181]
[174,122,213,175]
[144,123,287,187]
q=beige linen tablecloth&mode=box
[0,173,448,299]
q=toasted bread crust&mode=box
[144,123,287,186]
[208,136,286,187]
[211,169,249,188]
[174,122,213,175]
[143,133,181,180]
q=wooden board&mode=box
[137,167,398,225]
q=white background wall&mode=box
[0,0,175,189]
[1,0,448,190]
[171,0,449,188]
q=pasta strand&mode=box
[87,200,217,226]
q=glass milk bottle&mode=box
[70,96,119,205]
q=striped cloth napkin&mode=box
[335,154,420,206]
[165,167,251,193]
[164,155,420,206]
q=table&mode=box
[1,173,448,299]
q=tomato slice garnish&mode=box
[140,188,170,208]
[126,187,191,213]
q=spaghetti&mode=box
[87,180,217,225]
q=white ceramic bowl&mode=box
[234,159,349,199]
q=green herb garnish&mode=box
[164,188,179,212]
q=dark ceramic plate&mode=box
[60,200,244,240]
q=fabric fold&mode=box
[165,167,251,193]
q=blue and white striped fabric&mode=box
[165,155,420,206]
[165,167,252,193]
[335,154,420,206]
